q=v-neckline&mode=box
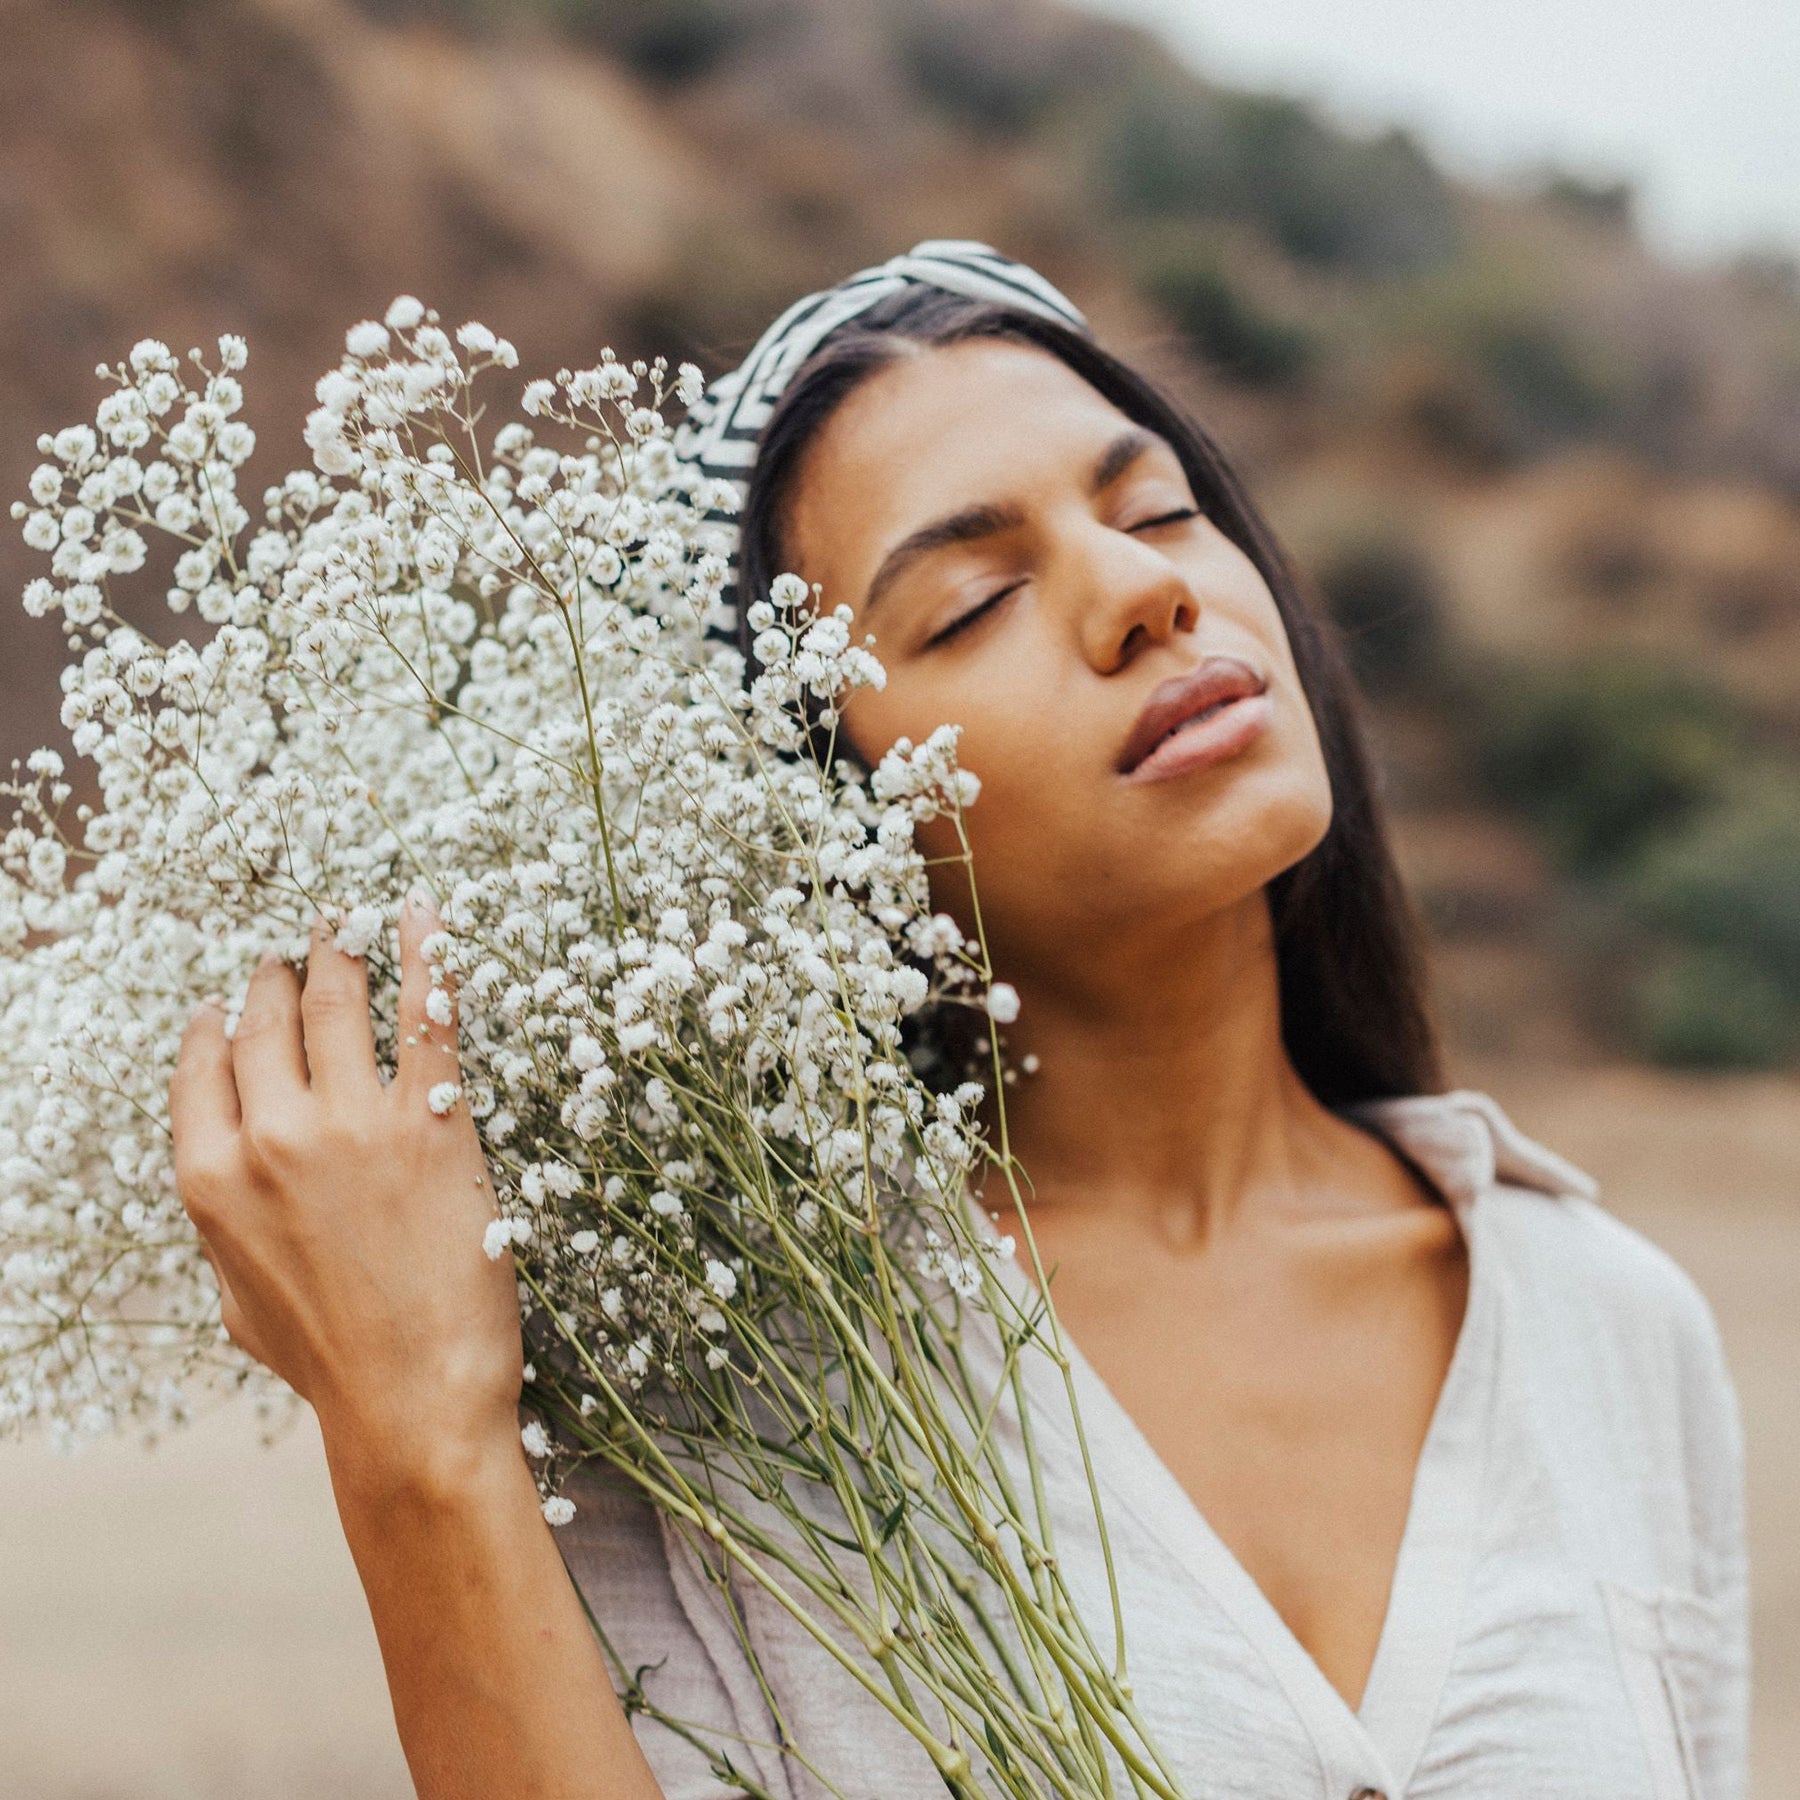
[962,1153,1502,1794]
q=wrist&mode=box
[320,1400,532,1522]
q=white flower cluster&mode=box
[1,306,1202,1800]
[0,305,1006,1460]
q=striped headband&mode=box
[672,238,1090,646]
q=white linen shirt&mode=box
[558,1087,1750,1800]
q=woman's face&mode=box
[780,338,1333,988]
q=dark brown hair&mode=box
[734,285,1445,1109]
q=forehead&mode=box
[783,338,1156,595]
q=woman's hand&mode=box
[170,892,523,1487]
[170,896,663,1798]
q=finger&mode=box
[231,949,309,1116]
[394,890,462,1106]
[301,912,380,1101]
[171,998,241,1152]
[172,1001,244,1245]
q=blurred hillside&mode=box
[4,0,1799,1067]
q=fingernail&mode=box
[404,884,430,913]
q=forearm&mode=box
[325,1425,666,1800]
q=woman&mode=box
[169,243,1749,1800]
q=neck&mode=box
[974,890,1359,1247]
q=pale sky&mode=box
[1081,0,1800,264]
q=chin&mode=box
[1271,779,1335,872]
[1196,760,1331,872]
[1192,789,1333,922]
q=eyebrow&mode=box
[860,425,1162,619]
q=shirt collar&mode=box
[1339,1086,1600,1213]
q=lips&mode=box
[1116,655,1269,776]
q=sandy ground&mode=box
[1,1063,1793,1798]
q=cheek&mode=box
[929,712,1108,940]
[909,770,1083,948]
[840,640,1077,801]
[842,673,1083,922]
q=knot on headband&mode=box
[672,238,1089,645]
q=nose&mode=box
[1067,519,1201,673]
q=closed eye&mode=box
[922,509,1203,649]
[924,581,1025,649]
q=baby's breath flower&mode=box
[482,1218,519,1261]
[334,906,385,959]
[0,308,1101,1800]
[345,320,390,358]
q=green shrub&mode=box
[1469,661,1797,1068]
[1534,169,1637,231]
[1314,538,1446,698]
[1628,943,1799,1069]
[1101,84,1225,217]
[1620,773,1800,1068]
[1625,772,1800,977]
[1137,252,1313,389]
[1390,261,1642,458]
[1468,313,1621,450]
[575,0,748,83]
[353,0,750,82]
[1468,655,1739,878]
[892,5,1092,139]
[1099,83,1458,275]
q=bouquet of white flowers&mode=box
[0,304,1189,1800]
